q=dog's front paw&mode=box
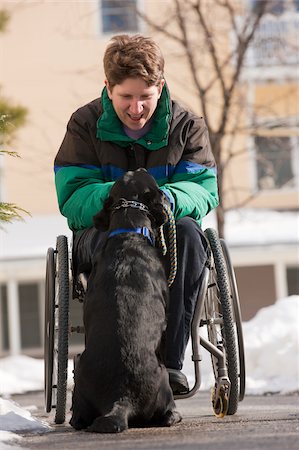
[87,415,128,433]
[160,409,182,427]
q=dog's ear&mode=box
[143,190,169,227]
[151,203,169,227]
[93,196,113,230]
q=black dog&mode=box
[70,169,181,433]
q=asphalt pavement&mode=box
[9,390,299,450]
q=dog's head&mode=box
[94,168,168,231]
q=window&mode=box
[101,0,138,34]
[0,278,82,357]
[0,284,9,352]
[287,267,299,295]
[246,1,299,68]
[251,0,299,15]
[234,265,276,321]
[18,283,41,349]
[255,136,295,191]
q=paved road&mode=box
[10,390,299,450]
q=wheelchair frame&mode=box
[44,228,245,424]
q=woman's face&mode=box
[105,77,165,130]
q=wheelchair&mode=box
[44,228,246,425]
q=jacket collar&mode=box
[96,84,171,150]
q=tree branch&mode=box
[173,0,209,122]
[192,1,227,98]
[136,9,183,45]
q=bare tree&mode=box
[138,0,276,236]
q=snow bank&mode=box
[0,398,50,432]
[0,398,51,449]
[242,295,299,394]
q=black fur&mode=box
[70,169,181,433]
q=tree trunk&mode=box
[210,135,225,238]
[216,203,225,239]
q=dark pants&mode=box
[73,217,208,371]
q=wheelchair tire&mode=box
[204,228,239,415]
[44,247,55,413]
[220,239,246,401]
[54,235,70,425]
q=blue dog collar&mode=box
[108,227,154,246]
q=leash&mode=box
[158,204,177,288]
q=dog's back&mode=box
[70,234,180,432]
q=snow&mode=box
[240,295,299,394]
[0,296,298,447]
[0,398,49,433]
[221,209,299,247]
[0,397,51,449]
[0,431,22,450]
[0,357,45,396]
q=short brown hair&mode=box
[103,34,164,89]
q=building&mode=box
[0,0,298,356]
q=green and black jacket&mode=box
[54,86,219,231]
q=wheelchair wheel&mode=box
[44,235,70,424]
[220,239,246,401]
[44,247,55,413]
[204,228,239,415]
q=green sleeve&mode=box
[161,114,219,222]
[162,169,218,221]
[55,166,113,231]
